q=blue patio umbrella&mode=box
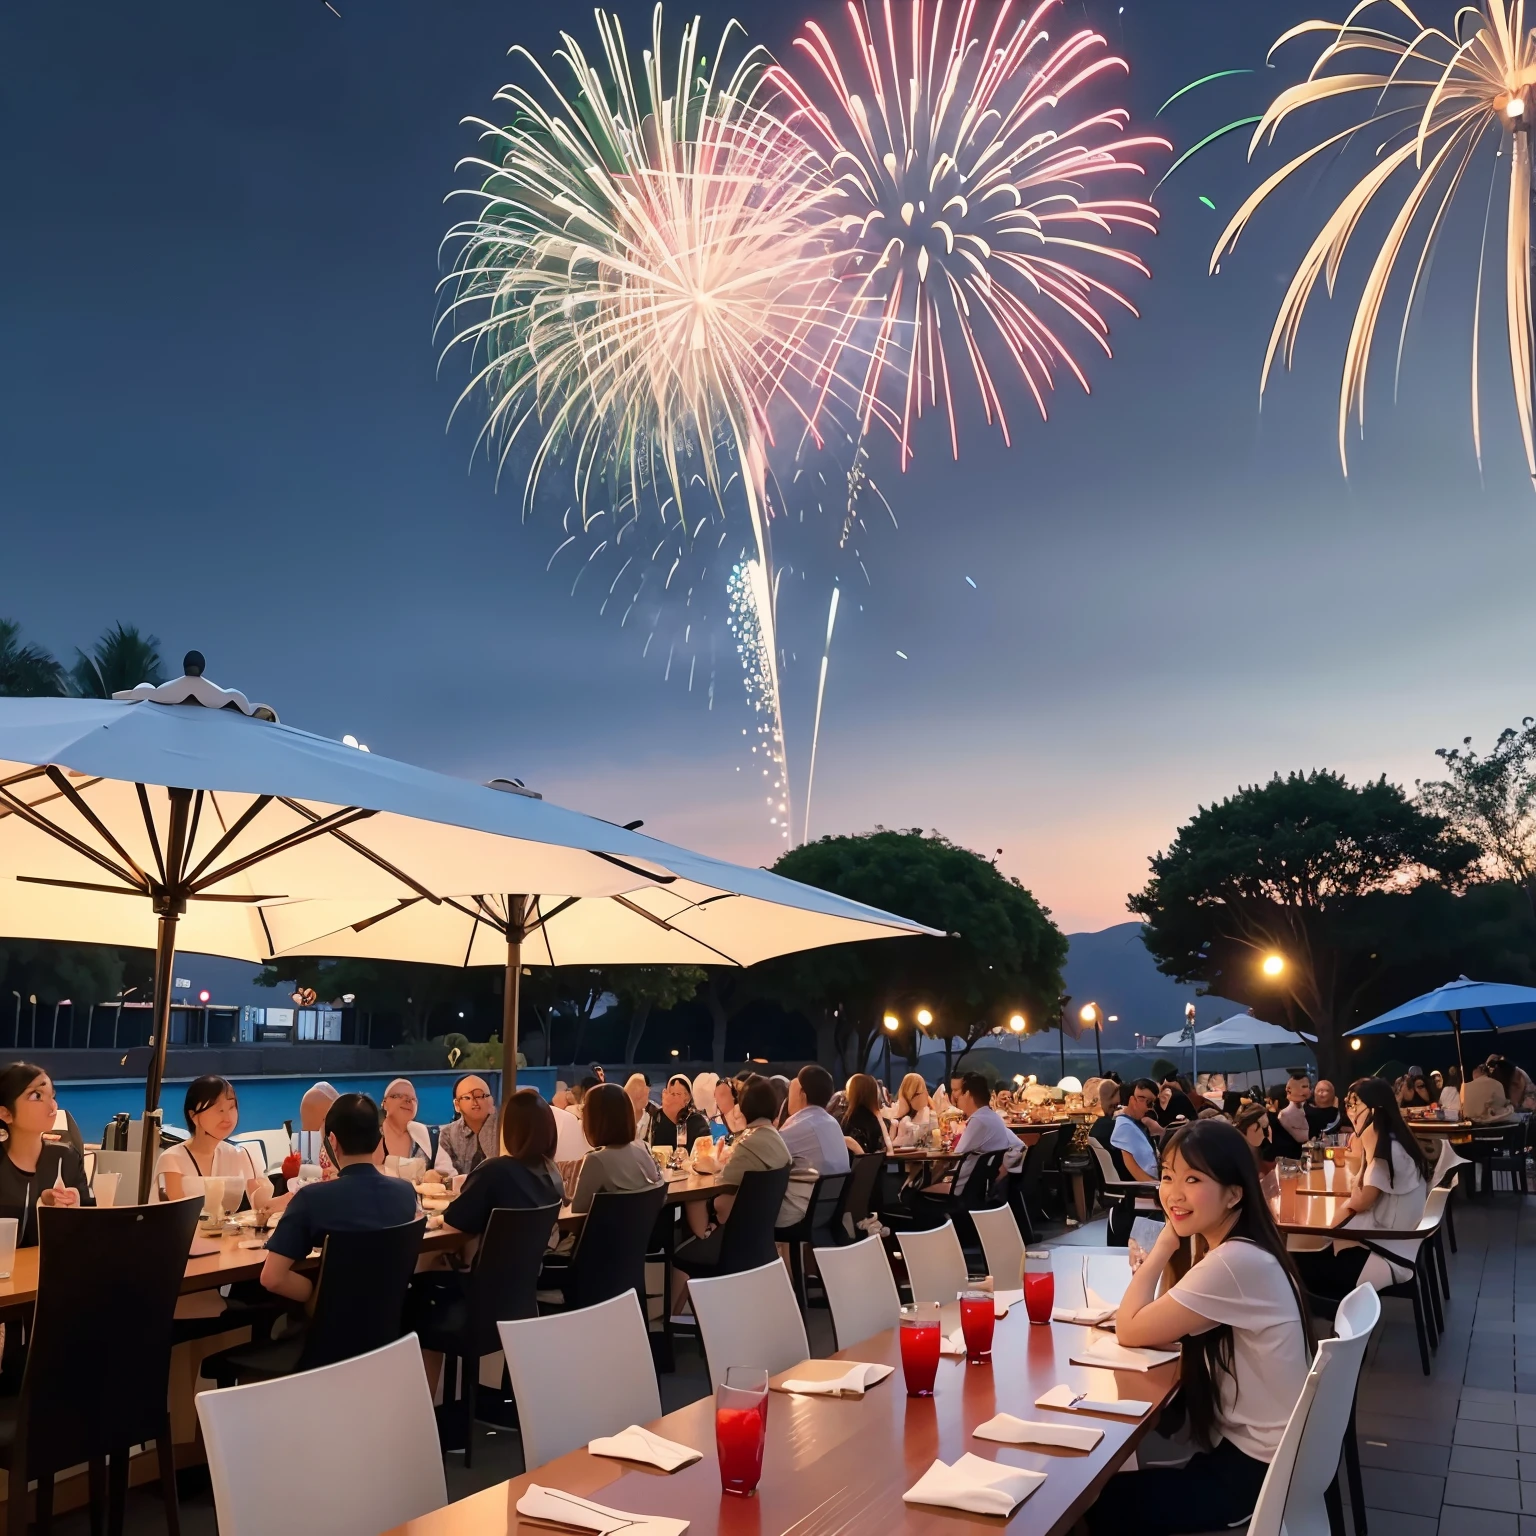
[1346,977,1536,1083]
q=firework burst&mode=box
[772,0,1167,465]
[1213,0,1536,480]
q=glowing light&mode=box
[1261,954,1285,978]
[1350,1037,1363,1051]
[1009,1013,1027,1034]
[1079,1003,1099,1026]
[916,1007,934,1027]
[1509,96,1526,120]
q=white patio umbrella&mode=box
[1156,1014,1316,1090]
[0,658,935,1197]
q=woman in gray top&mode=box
[569,1083,663,1213]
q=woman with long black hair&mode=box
[1086,1118,1314,1536]
[1291,1076,1428,1300]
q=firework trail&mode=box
[772,0,1167,466]
[727,560,790,840]
[1212,0,1536,481]
[802,583,840,843]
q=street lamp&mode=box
[1185,1000,1198,1081]
[881,1012,900,1087]
[916,1008,933,1027]
[1079,1002,1105,1077]
[1261,953,1285,977]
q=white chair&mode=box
[814,1235,900,1349]
[232,1128,291,1174]
[1088,1138,1162,1216]
[687,1261,809,1390]
[970,1205,1025,1288]
[499,1291,661,1471]
[1364,1183,1450,1375]
[89,1149,146,1201]
[896,1221,969,1305]
[1210,1282,1381,1536]
[195,1335,446,1536]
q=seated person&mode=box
[378,1078,432,1166]
[1158,1075,1199,1124]
[1397,1071,1434,1110]
[623,1074,656,1142]
[159,1075,267,1204]
[1107,1079,1160,1246]
[648,1073,711,1152]
[841,1073,887,1155]
[778,1064,851,1225]
[1462,1062,1514,1123]
[442,1089,564,1245]
[882,1072,935,1145]
[712,1077,748,1142]
[568,1084,664,1214]
[1089,1079,1122,1151]
[1438,1066,1463,1120]
[1305,1079,1343,1137]
[260,1093,417,1304]
[0,1064,91,1245]
[915,1072,1022,1204]
[1265,1084,1304,1161]
[431,1075,498,1178]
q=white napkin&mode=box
[586,1425,702,1472]
[1052,1306,1115,1326]
[778,1362,894,1397]
[940,1329,967,1356]
[902,1453,1045,1517]
[514,1486,689,1536]
[993,1288,1024,1318]
[1035,1384,1152,1419]
[974,1413,1103,1452]
[1069,1338,1178,1373]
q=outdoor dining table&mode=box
[385,1286,1179,1536]
[1269,1171,1425,1239]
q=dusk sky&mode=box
[3,0,1534,937]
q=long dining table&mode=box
[386,1258,1179,1536]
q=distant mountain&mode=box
[1062,923,1245,1049]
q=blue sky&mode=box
[2,0,1533,935]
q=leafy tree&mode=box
[70,622,165,698]
[256,956,492,1041]
[616,967,707,1066]
[764,829,1068,1080]
[1418,722,1536,920]
[1130,770,1477,1078]
[0,619,65,697]
[0,941,145,1046]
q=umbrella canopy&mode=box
[1195,1015,1317,1048]
[1346,978,1536,1037]
[0,663,935,1196]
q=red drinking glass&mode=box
[899,1303,941,1396]
[1024,1251,1055,1326]
[958,1289,995,1363]
[715,1366,769,1496]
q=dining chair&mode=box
[833,1152,885,1241]
[231,1129,291,1176]
[813,1234,900,1350]
[1352,1184,1450,1376]
[202,1217,426,1386]
[970,1205,1026,1290]
[1087,1138,1162,1237]
[1431,1135,1471,1253]
[896,1220,971,1305]
[499,1291,662,1471]
[774,1170,849,1311]
[196,1335,446,1536]
[415,1203,559,1466]
[687,1259,810,1390]
[1013,1126,1060,1235]
[0,1197,202,1536]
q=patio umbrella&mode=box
[1155,1014,1316,1091]
[0,660,935,1198]
[1345,976,1536,1085]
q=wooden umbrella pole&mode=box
[501,896,529,1111]
[1451,1010,1467,1093]
[140,786,192,1204]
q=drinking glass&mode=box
[715,1366,769,1496]
[958,1288,996,1363]
[0,1217,16,1280]
[900,1303,942,1396]
[1023,1251,1055,1325]
[200,1176,226,1225]
[92,1171,120,1209]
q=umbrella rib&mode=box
[610,893,742,966]
[189,805,377,893]
[17,875,150,897]
[351,897,426,934]
[184,790,205,876]
[43,767,150,886]
[526,895,580,934]
[592,851,678,884]
[273,797,442,903]
[257,906,276,959]
[135,784,167,885]
[0,785,147,892]
[0,773,106,822]
[184,795,275,885]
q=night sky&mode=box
[2,0,1533,936]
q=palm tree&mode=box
[70,623,166,698]
[0,619,65,697]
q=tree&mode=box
[616,967,707,1066]
[1418,722,1536,921]
[70,622,165,698]
[1130,770,1477,1078]
[765,829,1068,1079]
[0,619,65,697]
[255,956,492,1041]
[0,940,145,1046]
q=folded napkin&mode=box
[973,1413,1104,1452]
[586,1425,701,1472]
[940,1329,967,1357]
[514,1485,689,1536]
[1035,1384,1152,1419]
[778,1362,894,1397]
[993,1288,1024,1318]
[902,1453,1045,1518]
[1052,1306,1115,1326]
[1069,1338,1178,1373]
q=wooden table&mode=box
[1269,1173,1423,1240]
[386,1289,1178,1536]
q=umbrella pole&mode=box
[501,896,529,1109]
[1094,1023,1104,1077]
[1255,1046,1264,1095]
[1451,1009,1467,1090]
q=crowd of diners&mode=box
[0,1047,1521,1536]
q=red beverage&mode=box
[959,1290,995,1363]
[716,1367,769,1495]
[1024,1269,1055,1325]
[900,1304,941,1396]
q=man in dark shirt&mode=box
[261,1092,417,1303]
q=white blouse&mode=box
[156,1139,263,1199]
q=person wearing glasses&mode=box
[433,1075,498,1178]
[379,1078,432,1166]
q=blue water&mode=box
[54,1067,559,1137]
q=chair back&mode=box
[197,1335,446,1536]
[813,1235,900,1350]
[88,1148,144,1200]
[799,1170,849,1237]
[1016,1128,1059,1207]
[688,1260,809,1390]
[298,1217,426,1371]
[835,1153,884,1237]
[953,1148,1006,1209]
[897,1220,969,1305]
[717,1165,791,1273]
[232,1129,291,1175]
[1247,1283,1381,1536]
[970,1205,1025,1289]
[499,1292,661,1471]
[1087,1137,1144,1193]
[464,1203,560,1356]
[567,1184,667,1310]
[23,1198,202,1468]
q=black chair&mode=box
[833,1153,884,1242]
[417,1203,558,1466]
[1015,1127,1060,1233]
[774,1171,849,1310]
[1477,1121,1530,1195]
[202,1217,426,1387]
[676,1166,791,1278]
[557,1185,667,1311]
[0,1196,202,1536]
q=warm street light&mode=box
[916,1008,933,1027]
[1262,954,1285,977]
[1080,1001,1105,1075]
[1079,1004,1097,1026]
[883,1013,900,1033]
[1008,1014,1026,1033]
[1350,1037,1362,1052]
